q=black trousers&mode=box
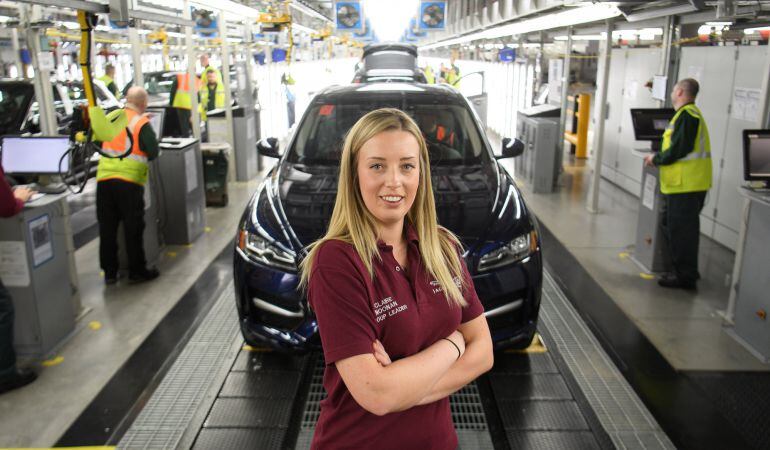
[0,279,16,379]
[97,179,146,276]
[660,191,707,283]
[176,108,192,137]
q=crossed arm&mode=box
[335,314,493,416]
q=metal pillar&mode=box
[657,16,675,108]
[24,5,57,135]
[11,28,23,78]
[218,12,235,151]
[129,20,144,87]
[183,0,201,139]
[559,26,573,153]
[587,19,614,214]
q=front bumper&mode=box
[234,245,543,352]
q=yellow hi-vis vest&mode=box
[172,73,197,110]
[201,81,226,111]
[97,108,150,186]
[659,103,712,194]
[98,74,121,98]
[424,66,435,84]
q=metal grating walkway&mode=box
[117,283,242,450]
[540,270,675,449]
[117,268,675,450]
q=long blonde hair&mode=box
[299,108,467,308]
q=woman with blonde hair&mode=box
[300,108,493,449]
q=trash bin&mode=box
[200,142,230,207]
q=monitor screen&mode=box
[743,130,770,180]
[630,108,676,141]
[146,109,165,139]
[1,136,70,174]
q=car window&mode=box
[288,99,487,166]
[0,84,34,135]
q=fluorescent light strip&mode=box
[420,3,621,50]
[289,1,333,24]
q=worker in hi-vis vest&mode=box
[201,69,225,114]
[169,72,201,136]
[97,87,160,285]
[644,78,712,290]
[98,63,121,99]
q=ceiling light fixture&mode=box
[363,0,419,42]
[420,3,621,50]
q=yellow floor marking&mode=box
[242,344,271,352]
[205,227,212,233]
[88,321,102,331]
[505,333,548,354]
[185,244,193,249]
[618,252,630,259]
[41,356,64,367]
[166,251,177,258]
[639,272,655,280]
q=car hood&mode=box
[270,160,514,250]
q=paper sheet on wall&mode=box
[642,174,656,211]
[28,215,53,267]
[732,87,761,122]
[0,241,30,287]
[625,81,639,100]
[185,150,198,194]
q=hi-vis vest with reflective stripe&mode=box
[98,74,120,98]
[97,109,150,186]
[201,81,225,111]
[659,103,712,194]
[172,73,197,110]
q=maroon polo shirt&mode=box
[307,224,484,450]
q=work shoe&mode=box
[0,369,37,395]
[657,274,696,290]
[129,268,160,284]
[104,273,118,285]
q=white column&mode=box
[25,5,57,135]
[219,12,235,151]
[586,20,614,214]
[11,28,23,78]
[559,26,573,153]
[129,21,144,87]
[183,0,201,139]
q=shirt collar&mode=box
[376,222,420,250]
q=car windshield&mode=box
[288,98,488,166]
[0,84,34,135]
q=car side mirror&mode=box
[257,137,282,158]
[497,137,525,159]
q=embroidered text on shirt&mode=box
[373,296,409,323]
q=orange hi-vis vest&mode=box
[97,108,150,186]
[172,73,201,110]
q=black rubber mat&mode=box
[506,430,600,449]
[491,352,560,374]
[220,371,301,399]
[193,428,286,450]
[204,397,295,428]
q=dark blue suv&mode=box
[234,82,542,352]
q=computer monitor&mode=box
[146,108,165,139]
[743,130,770,184]
[0,136,70,175]
[630,108,676,141]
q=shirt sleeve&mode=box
[653,109,700,166]
[0,166,24,218]
[459,253,484,324]
[139,123,159,161]
[309,266,377,365]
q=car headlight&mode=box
[238,229,297,273]
[477,231,538,272]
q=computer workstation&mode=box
[630,108,676,152]
[742,130,770,191]
[0,136,71,195]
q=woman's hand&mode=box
[445,330,466,359]
[373,339,392,366]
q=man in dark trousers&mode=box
[97,87,160,284]
[644,78,712,290]
[0,170,36,394]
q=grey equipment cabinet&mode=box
[631,159,672,273]
[118,160,162,270]
[516,105,561,193]
[207,106,260,182]
[728,189,770,362]
[0,194,76,358]
[157,138,206,245]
